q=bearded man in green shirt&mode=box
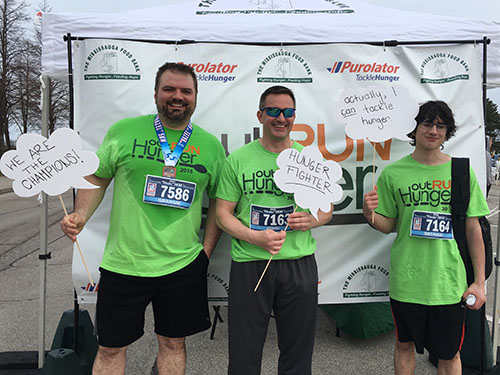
[60,63,225,375]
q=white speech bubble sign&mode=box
[334,84,419,143]
[0,128,99,197]
[274,146,343,221]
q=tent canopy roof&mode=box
[41,0,500,84]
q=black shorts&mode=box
[96,250,211,348]
[390,298,466,360]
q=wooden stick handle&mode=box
[253,206,297,292]
[59,195,94,286]
[254,255,273,292]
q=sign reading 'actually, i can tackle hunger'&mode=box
[274,146,343,220]
[333,84,419,143]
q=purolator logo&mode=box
[81,282,99,292]
[257,50,312,83]
[327,61,401,83]
[420,53,469,84]
[83,44,141,81]
[177,61,238,84]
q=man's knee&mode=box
[97,345,127,359]
[157,336,185,353]
[395,340,414,353]
[439,351,461,366]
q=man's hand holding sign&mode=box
[334,84,419,223]
[0,128,99,285]
[254,145,343,291]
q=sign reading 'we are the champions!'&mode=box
[0,128,99,197]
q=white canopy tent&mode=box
[35,0,500,370]
[41,0,500,86]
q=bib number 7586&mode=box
[143,175,196,209]
[160,185,191,201]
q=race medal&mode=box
[162,166,176,178]
[143,175,196,209]
[153,115,193,179]
[250,204,294,232]
[410,211,453,239]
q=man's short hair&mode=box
[408,100,457,146]
[154,62,198,93]
[259,86,296,109]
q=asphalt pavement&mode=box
[0,174,499,374]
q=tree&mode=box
[0,0,29,152]
[33,0,69,134]
[486,97,500,137]
[46,78,69,134]
[12,37,40,135]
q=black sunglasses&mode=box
[260,107,296,118]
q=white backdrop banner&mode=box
[71,39,485,304]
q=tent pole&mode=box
[480,36,488,375]
[493,157,500,363]
[64,35,489,48]
[65,31,82,353]
[493,260,500,364]
[38,75,51,368]
[485,34,500,367]
[66,33,75,131]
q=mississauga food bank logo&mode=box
[342,264,389,298]
[257,50,312,83]
[82,44,141,81]
[420,52,469,84]
[196,0,354,15]
[207,272,229,302]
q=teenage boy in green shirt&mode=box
[363,100,489,374]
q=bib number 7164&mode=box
[410,211,453,239]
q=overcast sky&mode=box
[27,0,500,105]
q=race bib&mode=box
[143,175,196,209]
[250,204,294,232]
[410,211,453,239]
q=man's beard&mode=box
[157,100,194,124]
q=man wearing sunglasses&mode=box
[216,86,333,375]
[363,101,489,374]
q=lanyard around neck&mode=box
[153,115,193,167]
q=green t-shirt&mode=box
[216,140,316,262]
[376,155,489,305]
[95,114,226,277]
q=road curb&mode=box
[0,188,12,195]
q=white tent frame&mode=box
[34,34,499,371]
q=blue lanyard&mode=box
[153,115,193,167]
